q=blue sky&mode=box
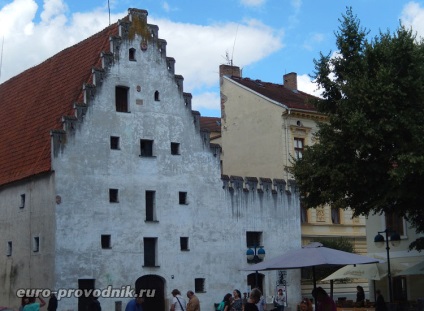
[1,0,424,117]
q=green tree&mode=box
[292,7,424,251]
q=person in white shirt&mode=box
[171,289,187,311]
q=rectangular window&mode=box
[171,142,180,155]
[246,231,262,248]
[294,138,304,160]
[300,204,308,223]
[7,241,12,256]
[20,194,25,209]
[33,237,40,253]
[140,139,153,157]
[385,212,404,236]
[194,278,205,293]
[115,86,129,112]
[101,235,111,249]
[179,192,187,205]
[109,189,119,203]
[331,208,340,224]
[143,237,157,267]
[180,237,189,251]
[146,191,156,221]
[110,136,120,150]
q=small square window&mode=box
[109,189,119,203]
[180,237,189,251]
[7,241,12,257]
[20,194,25,209]
[171,142,180,155]
[140,139,154,157]
[179,192,187,205]
[33,237,40,253]
[101,235,111,249]
[194,278,205,293]
[110,136,120,150]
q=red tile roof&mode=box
[228,76,317,111]
[0,22,119,186]
[199,116,221,133]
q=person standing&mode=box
[356,286,365,306]
[375,290,387,311]
[222,293,233,311]
[231,290,243,311]
[125,296,144,311]
[87,296,101,311]
[23,297,46,311]
[274,288,286,311]
[47,293,58,311]
[311,287,336,311]
[244,288,262,311]
[186,290,200,311]
[171,289,187,311]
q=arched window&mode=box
[129,48,136,61]
[154,91,160,101]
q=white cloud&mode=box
[0,0,38,37]
[162,2,170,12]
[40,0,68,22]
[302,32,325,51]
[401,1,424,39]
[192,91,221,112]
[151,17,283,91]
[298,74,322,98]
[240,0,266,7]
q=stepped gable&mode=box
[229,76,316,111]
[0,21,119,186]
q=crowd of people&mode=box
[216,288,264,311]
[17,285,388,311]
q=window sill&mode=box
[145,220,159,223]
[139,155,157,158]
[142,265,160,268]
[181,249,190,252]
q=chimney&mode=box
[219,64,241,78]
[283,72,297,91]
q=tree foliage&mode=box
[292,7,424,251]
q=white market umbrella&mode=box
[396,260,424,276]
[242,242,379,288]
[322,261,407,281]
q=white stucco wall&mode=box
[48,25,302,311]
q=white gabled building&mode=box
[0,8,301,311]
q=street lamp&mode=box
[374,228,401,303]
[246,246,265,288]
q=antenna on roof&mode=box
[108,0,111,25]
[0,36,4,82]
[231,24,239,66]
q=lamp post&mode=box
[374,228,400,303]
[246,246,266,288]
